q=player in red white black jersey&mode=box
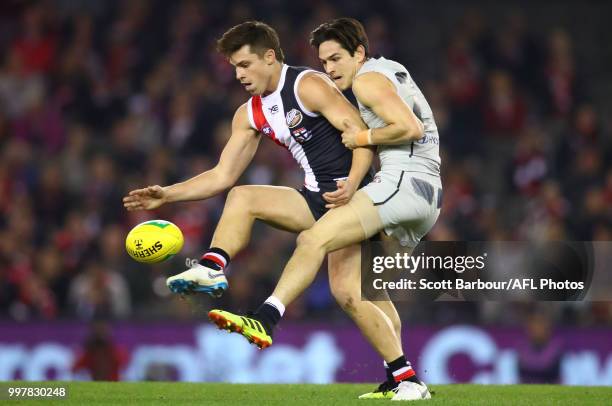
[122,21,381,334]
[245,63,372,219]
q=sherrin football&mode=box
[125,220,184,264]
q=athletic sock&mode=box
[404,362,421,384]
[199,247,231,272]
[384,361,395,383]
[388,355,419,384]
[253,296,285,335]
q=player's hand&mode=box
[341,119,361,149]
[323,179,357,209]
[123,185,167,211]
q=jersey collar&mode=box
[262,64,288,100]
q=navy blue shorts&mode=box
[297,173,374,220]
[297,187,330,220]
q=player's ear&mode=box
[264,49,276,65]
[355,45,366,63]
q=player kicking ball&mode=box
[124,20,373,301]
[209,18,441,401]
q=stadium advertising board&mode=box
[1,323,610,385]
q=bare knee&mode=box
[329,279,359,315]
[335,289,359,315]
[226,186,250,206]
[296,229,324,251]
[226,185,262,216]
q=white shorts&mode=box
[362,170,442,247]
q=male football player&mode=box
[123,20,405,382]
[209,18,441,401]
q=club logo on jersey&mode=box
[286,109,303,128]
[262,125,273,136]
[291,127,312,143]
[268,105,279,114]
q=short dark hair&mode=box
[310,18,369,57]
[217,21,285,63]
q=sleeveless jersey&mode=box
[246,65,361,192]
[356,57,441,178]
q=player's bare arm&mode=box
[342,71,425,149]
[123,104,260,211]
[298,72,374,207]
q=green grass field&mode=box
[3,382,611,405]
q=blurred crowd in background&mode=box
[1,0,611,325]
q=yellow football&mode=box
[125,220,184,264]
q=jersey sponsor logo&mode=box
[286,108,303,128]
[268,105,279,114]
[416,134,439,145]
[291,126,312,143]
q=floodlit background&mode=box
[0,0,611,384]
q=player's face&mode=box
[230,45,273,95]
[318,40,362,90]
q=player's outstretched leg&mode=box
[208,309,272,349]
[167,186,315,297]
